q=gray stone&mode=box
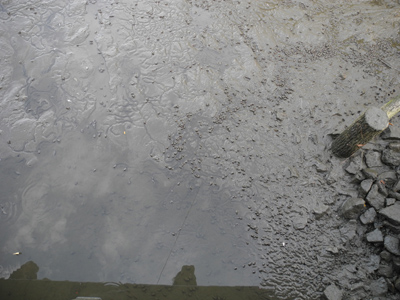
[346,161,361,175]
[395,277,400,292]
[362,168,379,180]
[384,235,400,256]
[392,256,400,272]
[382,148,400,166]
[366,229,383,243]
[365,254,380,273]
[365,151,383,167]
[379,203,400,225]
[381,127,400,140]
[359,207,376,225]
[366,184,386,210]
[341,198,365,219]
[386,198,396,206]
[377,171,397,186]
[380,250,392,262]
[388,141,400,151]
[359,179,373,198]
[370,277,388,296]
[392,179,400,192]
[312,202,329,219]
[388,191,400,201]
[323,284,343,300]
[378,263,393,278]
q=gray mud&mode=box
[1,0,400,299]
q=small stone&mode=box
[313,202,329,219]
[365,151,383,167]
[360,207,376,225]
[379,203,400,225]
[381,127,400,140]
[362,168,379,180]
[395,277,400,292]
[365,254,380,273]
[389,141,400,152]
[366,184,386,210]
[377,171,397,186]
[323,284,343,300]
[341,198,365,219]
[384,235,400,256]
[378,263,393,278]
[386,198,396,206]
[392,256,400,272]
[380,250,392,262]
[382,148,400,166]
[346,161,361,175]
[366,229,383,243]
[359,179,373,198]
[392,179,400,192]
[370,277,388,296]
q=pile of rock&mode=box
[337,126,400,299]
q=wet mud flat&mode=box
[1,0,400,299]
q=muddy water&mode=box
[1,0,400,299]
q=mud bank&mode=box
[1,0,400,299]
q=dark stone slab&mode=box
[382,148,400,166]
[340,198,365,219]
[360,207,376,225]
[362,168,379,180]
[359,179,373,198]
[365,151,383,167]
[366,229,383,243]
[381,127,400,140]
[379,203,400,225]
[366,184,386,210]
[384,236,400,256]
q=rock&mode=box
[389,141,400,151]
[388,191,400,201]
[377,171,397,186]
[359,179,373,198]
[384,236,400,256]
[312,202,329,219]
[383,221,400,233]
[359,207,376,225]
[379,203,400,225]
[392,179,400,192]
[386,198,396,206]
[345,156,364,175]
[362,168,379,180]
[341,198,365,219]
[365,254,380,273]
[339,220,356,242]
[381,127,400,140]
[380,250,392,262]
[366,184,386,210]
[395,277,400,292]
[382,148,400,166]
[365,151,383,167]
[378,263,393,278]
[392,256,400,272]
[323,284,343,300]
[366,229,383,243]
[370,277,388,296]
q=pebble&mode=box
[366,229,383,243]
[359,207,376,225]
[323,284,343,300]
[382,148,400,166]
[340,197,365,219]
[384,236,400,256]
[365,151,383,167]
[370,277,388,296]
[379,203,400,225]
[366,184,385,210]
[359,179,373,198]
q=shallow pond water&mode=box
[1,0,400,299]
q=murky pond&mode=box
[1,0,400,299]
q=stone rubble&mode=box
[338,126,400,299]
